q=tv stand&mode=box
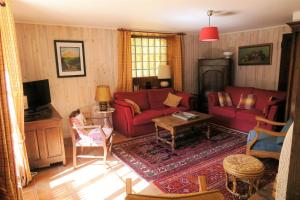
[25,105,66,169]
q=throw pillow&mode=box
[71,113,86,127]
[237,94,256,109]
[163,93,182,108]
[125,99,142,114]
[218,92,233,107]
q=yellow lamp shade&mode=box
[157,64,171,79]
[95,85,112,102]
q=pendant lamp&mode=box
[199,10,219,41]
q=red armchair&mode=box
[112,88,192,137]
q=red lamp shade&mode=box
[199,26,219,41]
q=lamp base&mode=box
[99,102,108,111]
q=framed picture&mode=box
[54,40,86,78]
[238,43,273,65]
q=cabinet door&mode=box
[25,130,40,161]
[44,127,63,158]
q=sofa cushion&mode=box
[236,109,264,122]
[218,92,233,107]
[148,88,175,109]
[124,99,141,114]
[247,130,282,152]
[252,88,286,111]
[133,110,163,125]
[225,86,253,106]
[114,91,149,110]
[236,94,256,110]
[163,93,182,108]
[210,106,237,118]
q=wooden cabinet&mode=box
[198,58,233,112]
[25,105,66,169]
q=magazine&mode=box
[172,112,199,121]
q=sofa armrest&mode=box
[208,92,219,106]
[175,92,192,109]
[113,100,135,118]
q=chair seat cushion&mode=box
[76,127,112,147]
[247,130,282,152]
[236,109,264,122]
[133,110,163,125]
[210,106,237,118]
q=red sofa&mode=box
[112,88,192,137]
[208,86,286,132]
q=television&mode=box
[23,79,51,111]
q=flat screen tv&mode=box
[23,79,51,111]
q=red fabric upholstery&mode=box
[133,110,163,125]
[113,88,192,137]
[147,88,174,109]
[210,106,237,118]
[236,109,264,122]
[114,90,149,110]
[208,86,286,132]
[225,86,253,105]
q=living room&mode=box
[1,0,300,200]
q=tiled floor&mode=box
[22,133,162,200]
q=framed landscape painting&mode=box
[54,40,86,78]
[238,43,273,65]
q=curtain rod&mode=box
[118,28,185,36]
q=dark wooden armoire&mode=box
[198,58,233,112]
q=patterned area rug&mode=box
[112,124,278,199]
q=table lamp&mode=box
[157,64,171,87]
[95,85,112,111]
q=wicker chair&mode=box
[69,109,113,168]
[125,176,224,200]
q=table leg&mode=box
[155,125,159,143]
[171,130,176,152]
[248,179,254,196]
[207,123,211,139]
[232,176,237,193]
[103,113,112,129]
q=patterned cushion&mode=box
[247,130,282,152]
[237,94,256,109]
[163,93,182,108]
[125,99,142,114]
[218,92,233,107]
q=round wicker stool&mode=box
[223,154,265,198]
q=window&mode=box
[131,37,167,78]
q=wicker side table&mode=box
[223,154,265,198]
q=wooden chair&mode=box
[69,109,113,168]
[125,176,224,200]
[246,116,292,160]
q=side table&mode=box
[93,107,115,134]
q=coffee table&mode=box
[152,111,213,151]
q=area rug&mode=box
[112,124,278,199]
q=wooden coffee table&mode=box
[152,111,213,151]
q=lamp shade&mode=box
[157,64,171,79]
[95,85,111,102]
[199,26,219,41]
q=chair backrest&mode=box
[69,109,82,142]
[125,176,224,200]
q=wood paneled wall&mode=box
[16,23,118,137]
[183,33,211,94]
[211,25,291,90]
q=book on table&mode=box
[172,112,199,121]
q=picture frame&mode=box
[54,40,86,78]
[238,43,273,65]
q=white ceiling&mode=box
[11,0,300,33]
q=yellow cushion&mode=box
[163,93,182,108]
[125,99,142,114]
[237,94,256,110]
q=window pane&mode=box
[136,62,142,69]
[155,54,160,60]
[132,62,136,69]
[149,54,155,61]
[155,47,160,54]
[143,61,148,69]
[149,39,154,46]
[136,46,142,54]
[143,54,148,61]
[143,70,149,77]
[161,54,167,61]
[132,70,136,77]
[150,69,155,76]
[137,70,142,77]
[132,54,135,61]
[143,47,148,54]
[155,39,161,46]
[131,38,135,45]
[142,38,148,46]
[161,47,167,54]
[149,47,155,54]
[135,38,142,46]
[136,54,142,62]
[161,39,167,46]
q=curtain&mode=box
[0,33,18,200]
[0,0,32,189]
[167,34,184,91]
[117,30,132,92]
